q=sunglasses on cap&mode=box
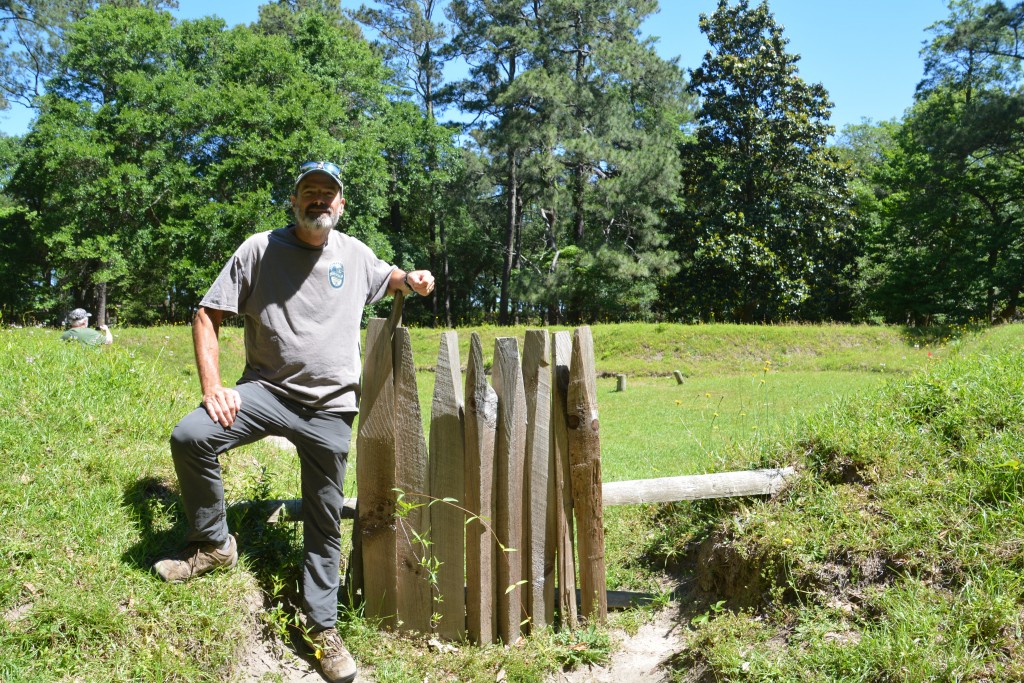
[295,161,344,193]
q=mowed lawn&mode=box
[401,323,940,484]
[409,369,895,483]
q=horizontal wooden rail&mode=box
[260,468,795,523]
[602,468,796,506]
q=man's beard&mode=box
[294,206,340,237]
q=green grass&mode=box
[0,320,1006,682]
[407,322,939,482]
[656,323,1024,682]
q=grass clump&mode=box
[653,324,1024,682]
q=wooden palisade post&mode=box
[550,331,578,627]
[429,331,466,640]
[492,337,526,642]
[566,326,607,622]
[357,315,400,627]
[464,333,497,644]
[521,329,552,631]
[393,326,432,632]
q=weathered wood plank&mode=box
[357,316,398,627]
[551,330,577,628]
[603,468,797,506]
[464,333,497,645]
[429,331,466,641]
[492,337,526,643]
[393,327,432,633]
[269,465,797,522]
[567,326,607,622]
[521,329,552,632]
[276,465,797,524]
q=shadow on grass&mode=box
[120,476,189,571]
[120,475,305,588]
[120,475,354,667]
[900,323,986,346]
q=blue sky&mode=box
[0,0,950,137]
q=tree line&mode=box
[0,0,1020,327]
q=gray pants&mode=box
[169,381,354,630]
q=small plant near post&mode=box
[392,488,525,629]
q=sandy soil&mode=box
[549,608,685,683]
[236,603,685,683]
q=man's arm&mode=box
[193,306,241,428]
[387,269,435,297]
[98,324,113,345]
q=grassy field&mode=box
[0,320,1008,682]
[660,323,1024,681]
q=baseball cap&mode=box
[294,161,344,195]
[67,308,90,323]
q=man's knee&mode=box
[169,411,214,457]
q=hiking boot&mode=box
[310,627,357,683]
[153,535,237,583]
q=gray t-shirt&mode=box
[201,225,396,413]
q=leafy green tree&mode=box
[352,0,460,326]
[8,3,398,323]
[446,0,538,324]
[672,0,854,322]
[447,0,688,323]
[860,0,1023,323]
[0,0,177,110]
[517,0,686,323]
[352,0,448,116]
[834,119,901,321]
[0,132,54,322]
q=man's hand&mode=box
[202,385,242,428]
[405,269,435,296]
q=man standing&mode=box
[154,161,434,683]
[60,308,113,345]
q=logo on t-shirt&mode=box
[329,262,345,289]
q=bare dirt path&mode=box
[549,607,686,683]
[238,602,685,683]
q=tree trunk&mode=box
[542,208,560,325]
[430,212,439,323]
[499,153,519,325]
[96,281,107,326]
[439,216,452,327]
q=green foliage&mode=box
[672,0,855,323]
[447,0,690,324]
[856,0,1024,324]
[545,623,611,668]
[0,0,179,111]
[657,323,1024,681]
[4,2,435,323]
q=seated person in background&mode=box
[61,308,112,346]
